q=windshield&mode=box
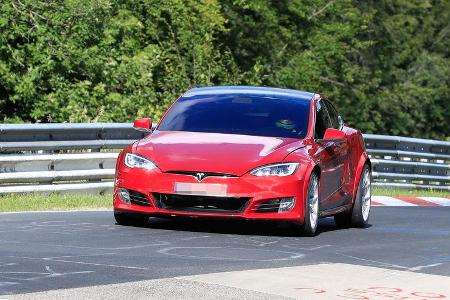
[158,94,311,138]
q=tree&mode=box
[0,0,448,139]
[0,0,237,122]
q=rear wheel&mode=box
[301,172,320,236]
[352,164,372,227]
[334,164,371,228]
[114,211,149,227]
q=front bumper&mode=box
[113,166,308,222]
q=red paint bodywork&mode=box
[114,88,369,224]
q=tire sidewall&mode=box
[352,164,371,227]
[303,172,319,235]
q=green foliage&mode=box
[365,0,450,139]
[0,0,237,122]
[0,0,448,139]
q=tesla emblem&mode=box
[194,172,206,182]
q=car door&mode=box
[323,99,351,207]
[313,100,345,210]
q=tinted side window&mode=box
[314,100,332,139]
[324,100,340,129]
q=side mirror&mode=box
[133,117,152,132]
[323,128,346,142]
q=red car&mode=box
[113,86,371,235]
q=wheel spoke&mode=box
[308,176,319,229]
[361,169,371,221]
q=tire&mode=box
[334,164,371,228]
[301,171,320,236]
[351,164,372,227]
[114,211,149,227]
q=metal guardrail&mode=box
[0,123,145,151]
[365,134,450,190]
[0,123,449,194]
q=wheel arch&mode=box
[298,163,321,224]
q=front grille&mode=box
[129,190,151,206]
[153,193,249,213]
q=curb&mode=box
[372,196,450,207]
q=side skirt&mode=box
[319,203,352,218]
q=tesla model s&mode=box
[113,86,371,235]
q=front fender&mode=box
[352,150,370,202]
[284,147,317,223]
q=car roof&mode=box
[184,86,315,101]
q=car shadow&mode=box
[122,215,370,237]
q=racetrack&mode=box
[1,207,450,299]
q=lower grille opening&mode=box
[253,197,295,213]
[153,193,249,213]
[129,190,151,207]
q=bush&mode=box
[0,0,448,139]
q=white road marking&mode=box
[8,256,149,271]
[0,239,170,251]
[41,253,116,260]
[180,235,212,241]
[336,253,410,270]
[409,262,444,271]
[0,268,94,281]
[339,254,446,273]
[0,263,16,267]
[282,244,332,251]
[157,246,305,262]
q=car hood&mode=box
[134,130,307,176]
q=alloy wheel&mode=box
[361,168,371,222]
[308,175,319,232]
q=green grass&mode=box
[372,187,449,198]
[0,193,112,212]
[0,188,448,212]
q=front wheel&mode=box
[334,164,371,228]
[301,172,320,236]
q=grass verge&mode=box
[0,193,111,212]
[0,188,448,212]
[372,187,449,198]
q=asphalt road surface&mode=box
[1,207,449,299]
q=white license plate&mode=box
[174,182,227,197]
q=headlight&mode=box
[124,153,157,170]
[250,163,299,177]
